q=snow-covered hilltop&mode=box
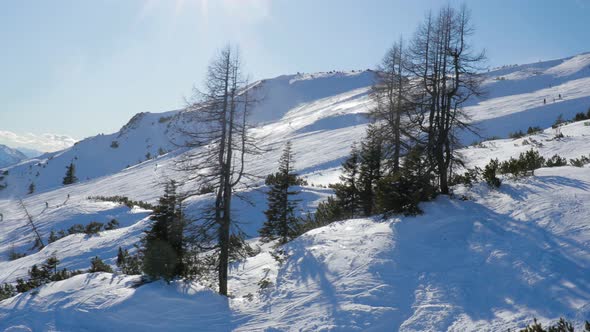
[1,53,590,331]
[0,145,27,169]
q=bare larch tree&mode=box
[407,5,486,194]
[176,45,258,296]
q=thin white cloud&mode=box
[0,130,77,153]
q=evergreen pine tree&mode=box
[332,144,361,219]
[376,145,436,215]
[28,182,35,194]
[89,256,113,273]
[142,180,185,281]
[259,142,304,244]
[358,126,383,216]
[62,163,78,185]
[48,230,58,243]
[117,247,126,267]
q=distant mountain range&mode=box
[0,144,27,168]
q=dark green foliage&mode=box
[116,247,142,275]
[550,318,574,332]
[110,141,119,148]
[527,126,542,135]
[570,155,590,167]
[48,230,59,243]
[67,224,85,235]
[332,145,361,219]
[89,256,113,273]
[358,127,383,216]
[104,219,119,230]
[483,159,501,188]
[8,248,26,261]
[84,222,104,235]
[12,255,80,294]
[142,180,185,281]
[519,317,580,332]
[0,283,16,301]
[375,146,436,216]
[88,195,155,210]
[545,154,568,167]
[509,130,526,139]
[520,318,546,332]
[62,163,78,185]
[573,112,589,122]
[450,168,481,187]
[117,247,126,267]
[499,149,545,177]
[259,142,304,244]
[28,182,35,194]
[312,196,344,226]
[521,149,545,174]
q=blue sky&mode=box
[0,0,588,147]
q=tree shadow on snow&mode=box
[382,197,590,330]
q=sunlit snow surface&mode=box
[2,54,590,331]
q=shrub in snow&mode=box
[67,224,85,235]
[483,159,501,188]
[7,247,26,261]
[15,255,82,293]
[104,219,119,230]
[450,168,480,187]
[545,154,568,167]
[89,195,155,210]
[89,256,113,273]
[48,230,58,243]
[84,222,104,235]
[499,149,545,177]
[0,283,16,301]
[509,130,526,139]
[526,126,542,135]
[570,155,590,167]
[116,247,142,275]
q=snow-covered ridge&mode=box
[0,144,27,168]
[1,52,589,197]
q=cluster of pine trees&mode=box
[299,4,485,221]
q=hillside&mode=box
[1,53,590,331]
[0,145,26,169]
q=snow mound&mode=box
[0,273,233,332]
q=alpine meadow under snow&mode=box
[2,33,590,332]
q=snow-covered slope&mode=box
[0,145,26,168]
[1,53,590,331]
[2,53,590,197]
[3,168,590,331]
